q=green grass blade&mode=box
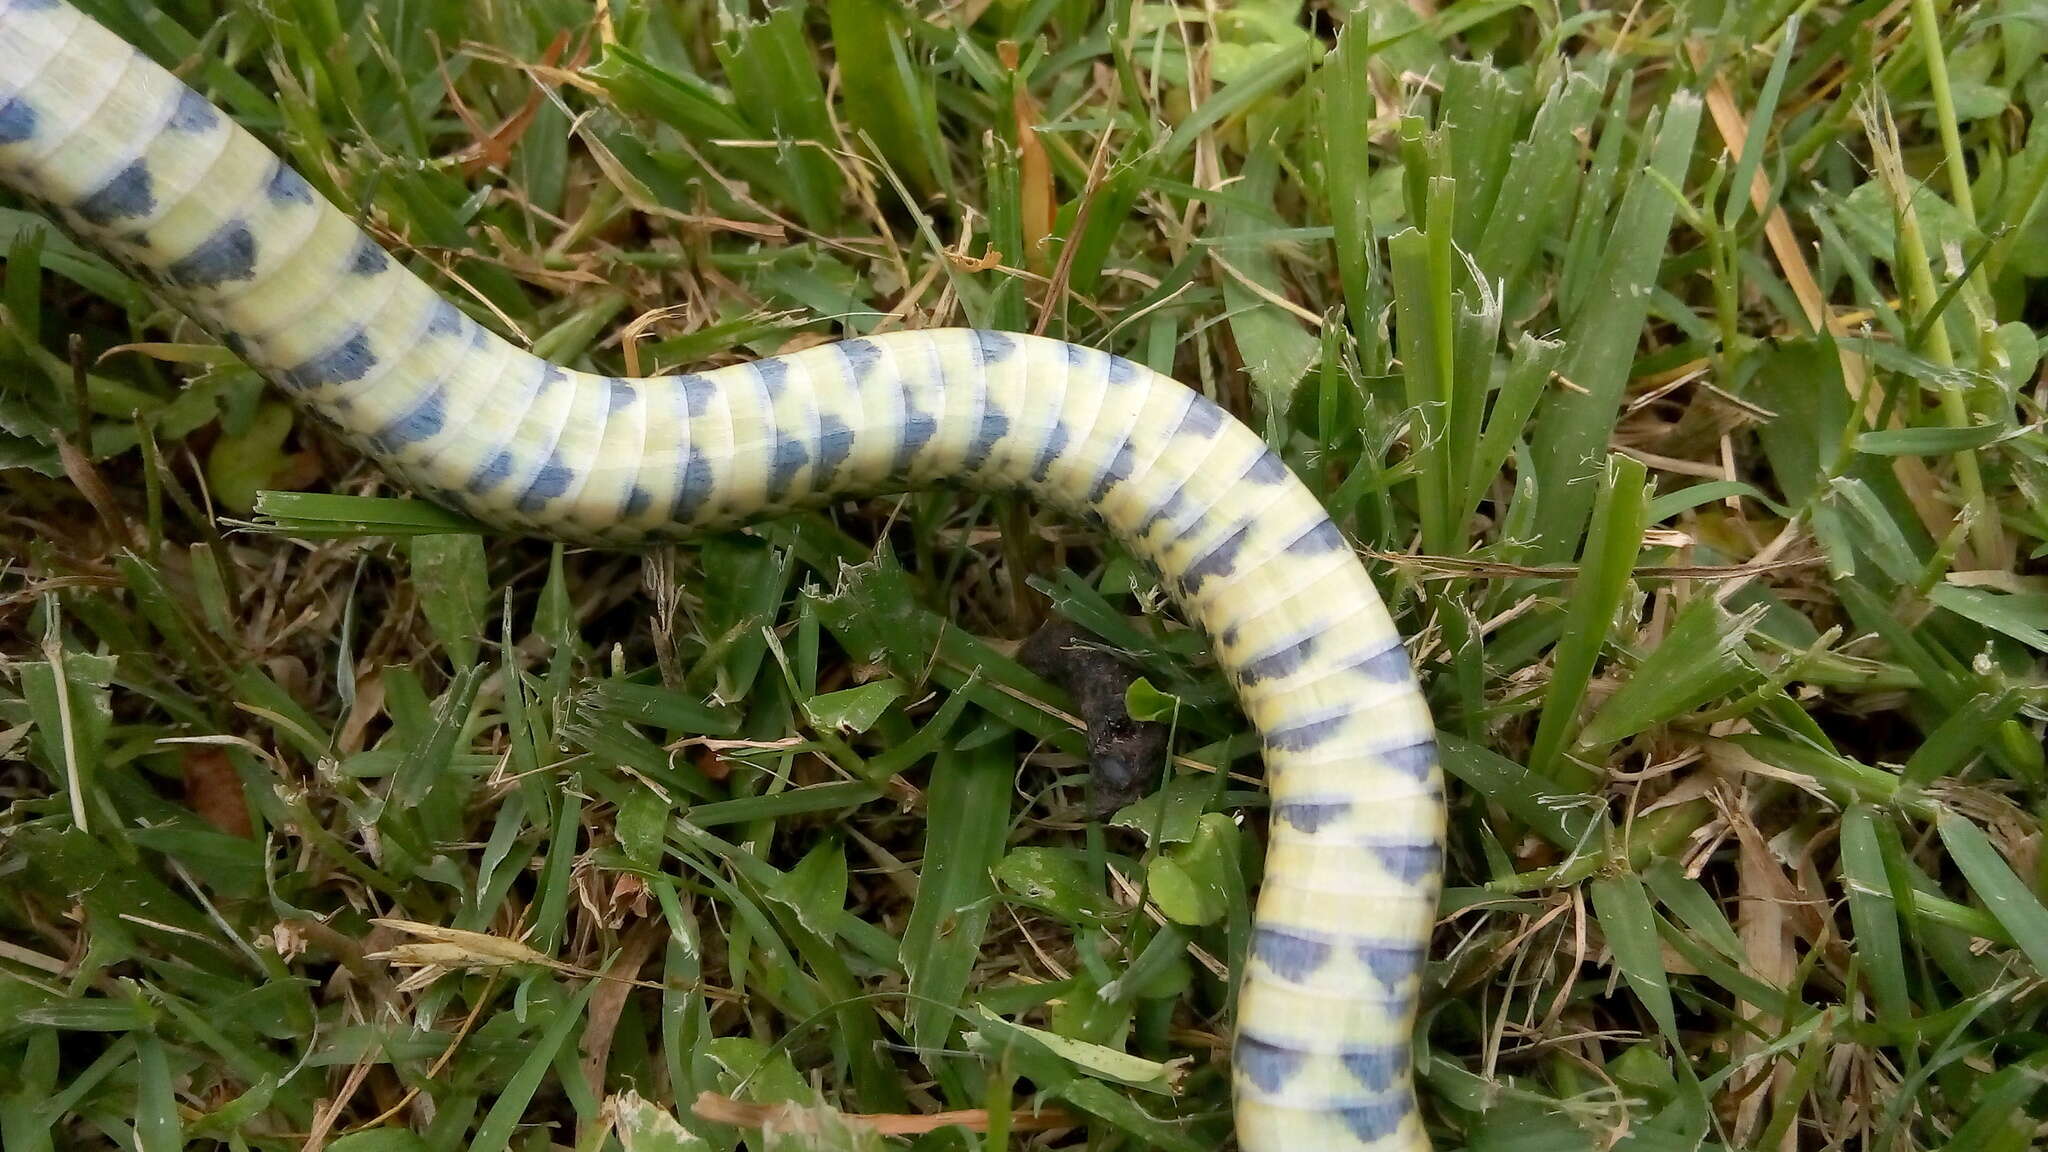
[1589,871,1680,1040]
[1322,17,1381,354]
[900,741,1012,1090]
[1529,92,1702,557]
[1840,805,1913,1027]
[1528,454,1648,782]
[468,980,600,1152]
[1936,812,2048,977]
[1722,13,1800,232]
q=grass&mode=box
[3,0,2048,1149]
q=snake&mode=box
[0,2,1445,1147]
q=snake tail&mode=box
[0,2,1444,1147]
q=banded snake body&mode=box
[0,2,1445,1147]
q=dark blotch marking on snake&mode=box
[1340,1099,1409,1143]
[1030,421,1070,485]
[972,328,1016,363]
[282,329,375,391]
[1182,521,1251,592]
[166,85,218,132]
[1263,709,1349,753]
[1342,1044,1408,1093]
[347,233,388,276]
[426,300,466,339]
[1253,928,1331,982]
[676,373,717,417]
[836,338,880,379]
[167,220,256,286]
[964,402,1011,471]
[1239,633,1316,686]
[767,432,810,500]
[1274,798,1350,833]
[606,378,637,412]
[372,385,445,449]
[623,484,652,517]
[672,452,715,521]
[755,357,788,398]
[894,401,938,473]
[517,452,576,513]
[0,98,35,144]
[962,332,1014,471]
[1137,484,1193,538]
[1088,436,1136,503]
[816,412,855,486]
[1245,446,1289,485]
[1288,518,1346,555]
[1177,393,1227,438]
[1371,842,1442,883]
[264,160,312,204]
[1379,737,1437,779]
[1235,1035,1307,1094]
[1348,639,1413,683]
[467,450,514,493]
[76,161,153,225]
[1358,943,1423,987]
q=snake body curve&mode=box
[0,3,1444,1148]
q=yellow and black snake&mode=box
[0,2,1444,1147]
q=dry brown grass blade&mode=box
[579,919,669,1118]
[449,28,591,176]
[1363,546,1820,583]
[999,41,1055,274]
[180,745,252,838]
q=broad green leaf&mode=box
[802,678,908,734]
[407,533,490,668]
[1145,813,1238,926]
[967,1006,1184,1094]
[205,399,295,515]
[1110,772,1213,846]
[994,847,1119,923]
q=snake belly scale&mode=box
[0,2,1445,1147]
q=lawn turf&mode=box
[4,1,2048,1149]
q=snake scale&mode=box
[0,2,1445,1147]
